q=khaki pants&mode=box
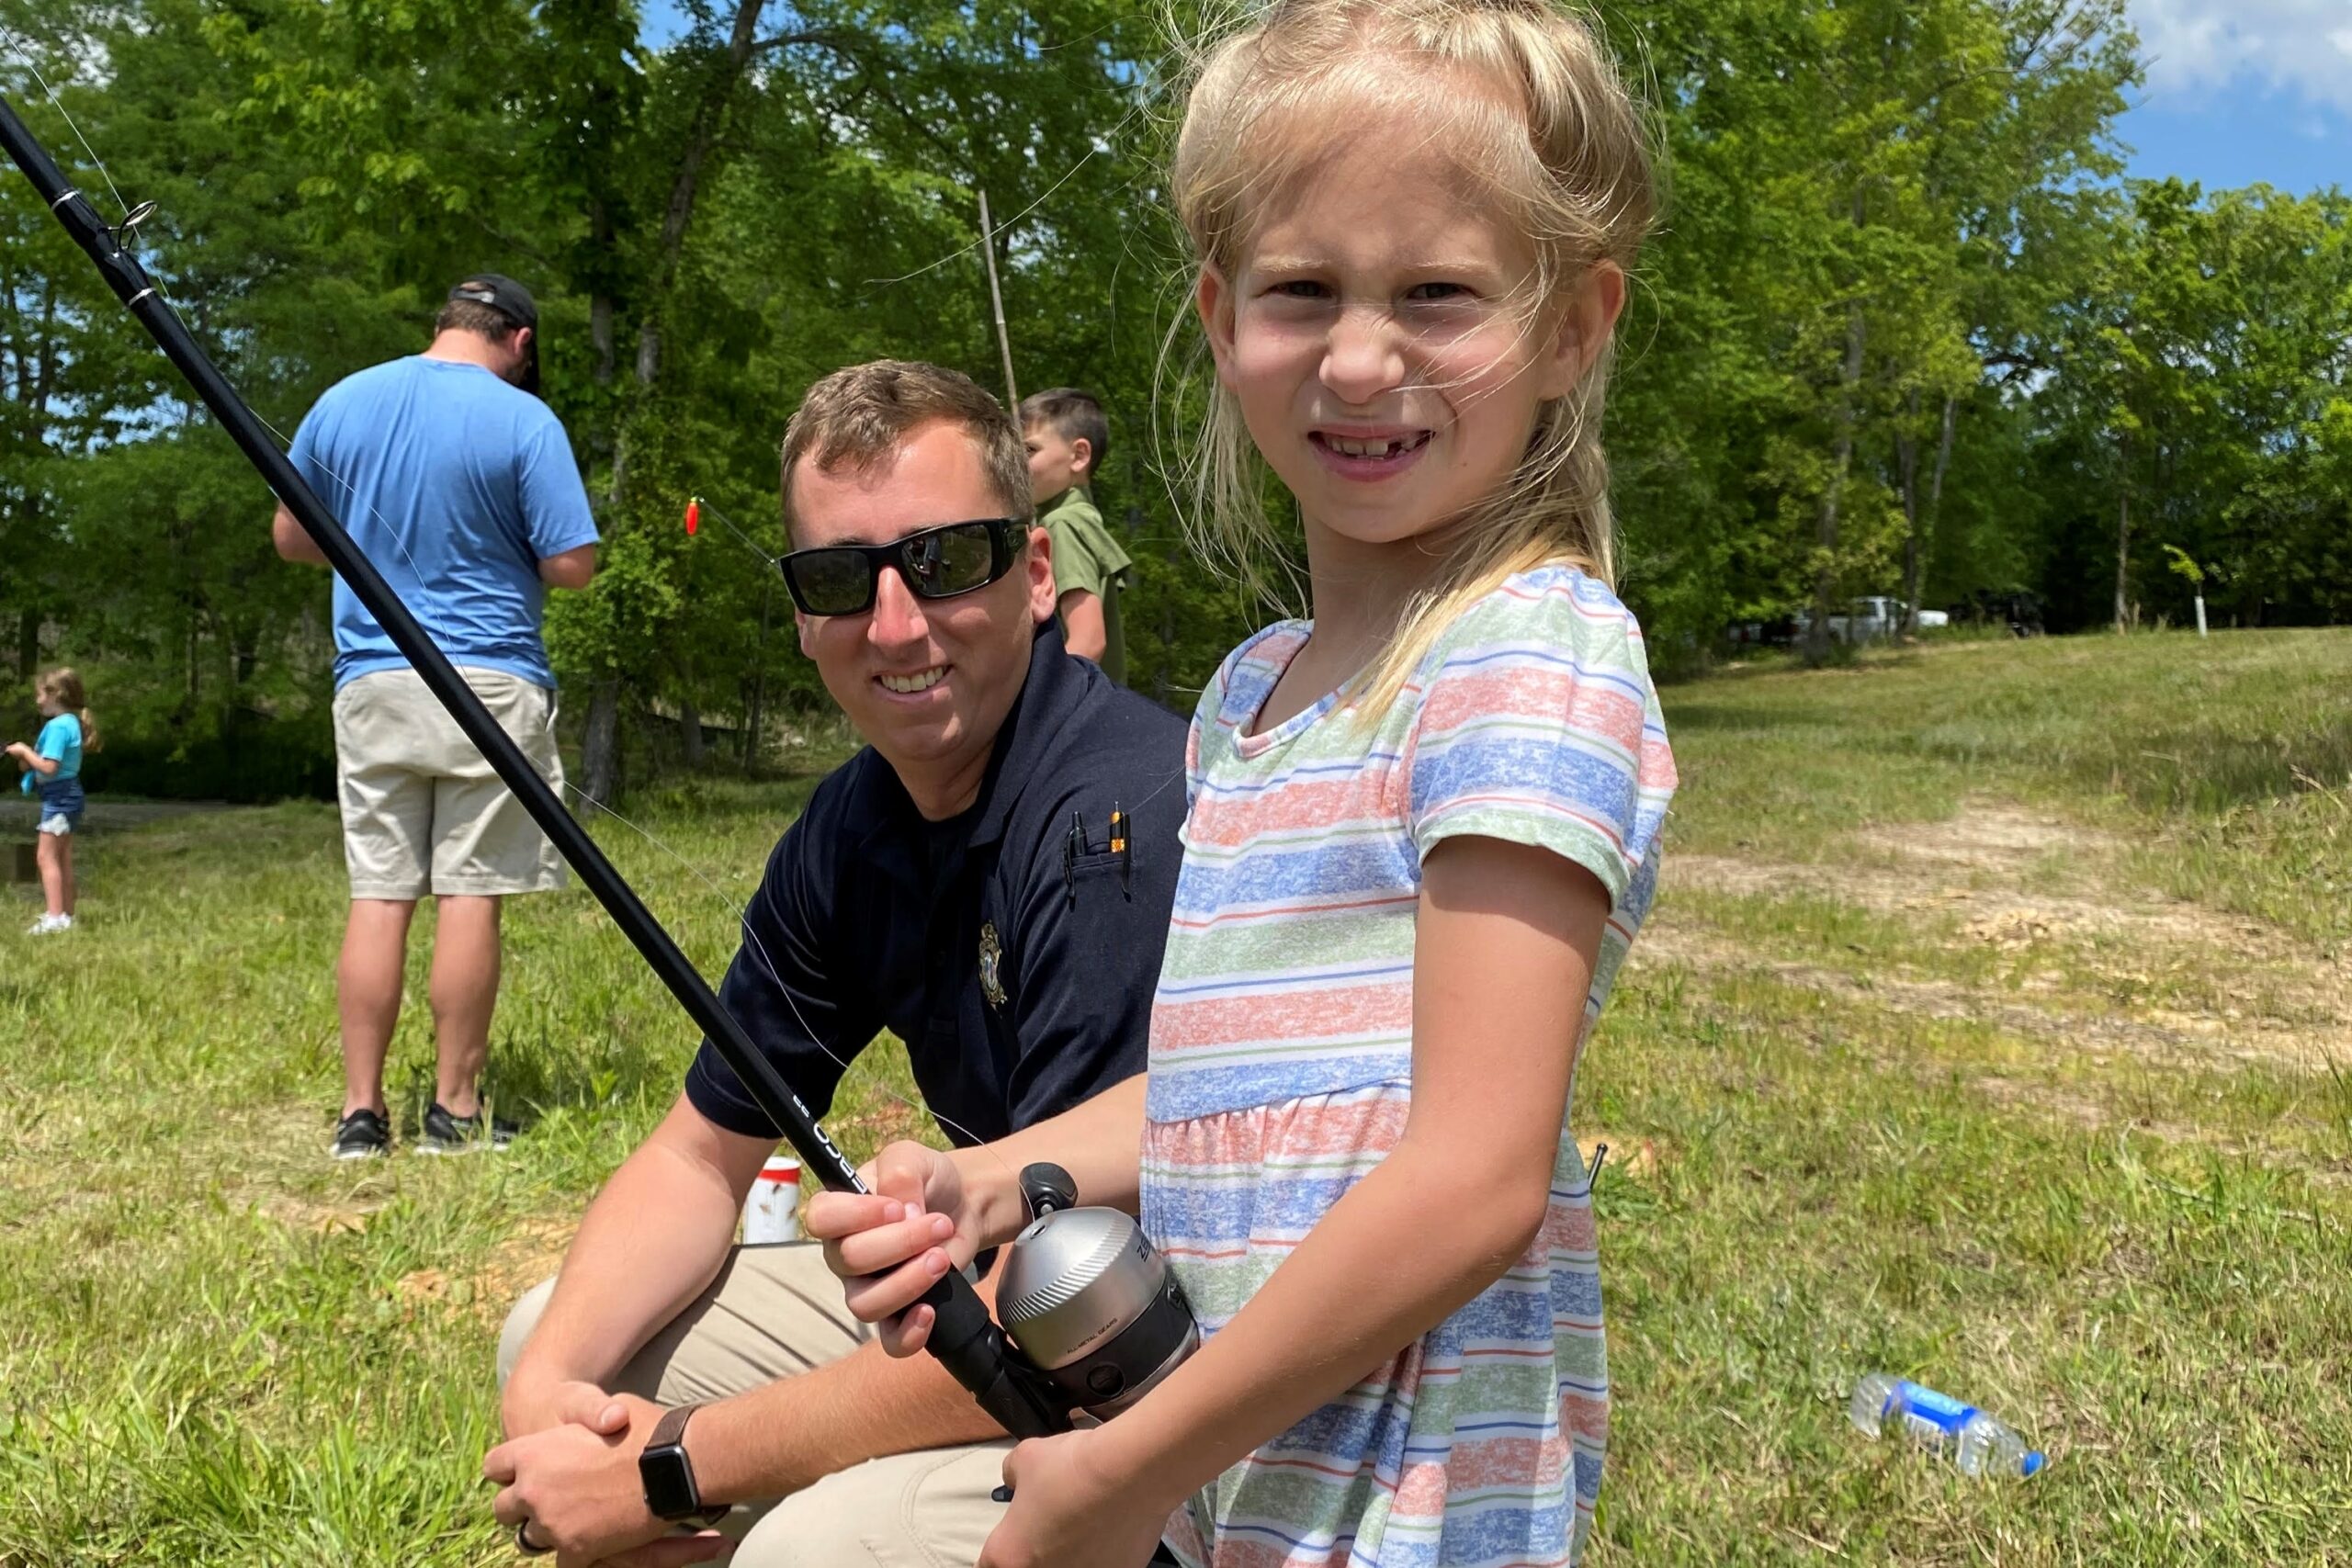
[497,1245,1012,1567]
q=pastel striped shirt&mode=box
[1144,567,1677,1567]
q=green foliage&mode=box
[3,0,2346,783]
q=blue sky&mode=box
[2119,0,2350,194]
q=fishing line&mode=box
[0,23,129,216]
[683,494,776,562]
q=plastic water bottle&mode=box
[741,1154,801,1244]
[1849,1372,2045,1479]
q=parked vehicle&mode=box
[1788,596,1951,644]
[1947,589,2046,637]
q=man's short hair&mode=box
[435,298,526,340]
[1018,387,1110,479]
[780,362,1034,541]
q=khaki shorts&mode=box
[499,1244,1014,1566]
[334,665,567,901]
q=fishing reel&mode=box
[994,1163,1199,1421]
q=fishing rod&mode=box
[0,88,1069,1443]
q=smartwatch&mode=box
[639,1403,728,1527]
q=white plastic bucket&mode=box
[742,1154,802,1244]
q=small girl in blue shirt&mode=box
[8,667,98,935]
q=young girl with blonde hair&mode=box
[9,668,99,934]
[811,3,1677,1562]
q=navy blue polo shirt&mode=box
[685,623,1188,1147]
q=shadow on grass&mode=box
[464,1023,684,1130]
[1657,696,1863,733]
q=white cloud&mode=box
[2130,0,2352,113]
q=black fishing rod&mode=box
[0,89,1067,1442]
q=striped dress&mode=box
[1144,567,1677,1567]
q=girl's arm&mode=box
[7,742,58,775]
[1089,833,1608,1513]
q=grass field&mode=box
[3,627,2347,1565]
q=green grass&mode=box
[1671,628,2352,947]
[4,627,2348,1564]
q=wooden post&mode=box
[978,188,1018,409]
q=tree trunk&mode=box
[1927,395,1957,527]
[28,285,59,413]
[1896,393,1921,641]
[1808,298,1868,666]
[581,680,621,805]
[2114,430,2132,632]
[611,0,764,501]
[1902,393,1958,636]
[637,0,764,388]
[744,580,773,770]
[589,200,617,390]
[679,693,706,770]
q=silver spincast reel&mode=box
[994,1164,1199,1419]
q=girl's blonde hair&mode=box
[1164,0,1655,708]
[35,667,100,752]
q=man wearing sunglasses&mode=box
[489,362,1185,1566]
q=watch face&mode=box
[640,1443,698,1520]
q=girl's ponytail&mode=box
[34,667,97,750]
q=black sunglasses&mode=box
[777,517,1029,616]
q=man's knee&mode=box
[732,1441,1014,1568]
[494,1247,867,1412]
[497,1276,558,1389]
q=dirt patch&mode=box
[1641,898,2344,1077]
[1659,799,2351,1072]
[1576,1135,1666,1183]
[1855,803,2114,869]
[474,1212,578,1314]
[258,1193,385,1236]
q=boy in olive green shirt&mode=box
[1020,387,1132,685]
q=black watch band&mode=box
[639,1403,727,1526]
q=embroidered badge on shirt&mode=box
[978,922,1007,1008]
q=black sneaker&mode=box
[418,1100,517,1155]
[332,1108,391,1160]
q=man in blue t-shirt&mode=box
[275,272,600,1160]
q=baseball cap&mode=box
[447,272,540,394]
[447,272,537,330]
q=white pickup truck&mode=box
[1801,596,1951,643]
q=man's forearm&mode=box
[503,1111,752,1432]
[689,1335,1007,1504]
[272,502,329,564]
